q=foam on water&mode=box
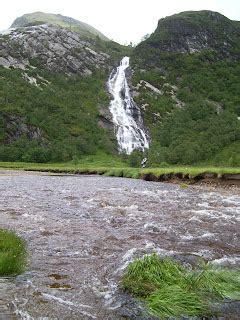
[181,231,216,241]
[211,256,240,266]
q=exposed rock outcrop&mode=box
[4,115,46,144]
[0,24,110,75]
[98,107,114,130]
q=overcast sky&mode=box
[1,0,239,44]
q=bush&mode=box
[159,161,169,168]
[22,147,52,163]
[128,150,145,167]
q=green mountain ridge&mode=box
[0,10,239,166]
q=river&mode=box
[0,170,239,319]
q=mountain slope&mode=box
[0,65,117,162]
[131,10,240,165]
[0,15,131,162]
[0,10,239,165]
[11,12,109,41]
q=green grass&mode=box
[147,286,207,318]
[141,166,240,176]
[0,160,239,182]
[0,161,239,174]
[121,254,240,319]
[0,229,27,276]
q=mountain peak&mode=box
[10,12,109,41]
[164,10,229,21]
[156,10,234,30]
[138,10,239,56]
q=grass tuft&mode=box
[147,285,207,318]
[121,253,240,318]
[180,183,189,189]
[122,254,184,297]
[187,266,240,300]
[0,229,27,275]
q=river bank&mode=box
[0,162,240,187]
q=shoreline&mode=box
[0,167,239,189]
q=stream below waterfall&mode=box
[0,170,239,319]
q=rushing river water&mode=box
[0,170,239,319]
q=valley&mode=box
[0,8,240,319]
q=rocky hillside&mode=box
[0,13,130,162]
[0,24,110,75]
[0,11,128,75]
[138,10,240,57]
[131,10,240,166]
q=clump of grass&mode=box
[104,169,125,177]
[121,253,240,319]
[180,183,189,189]
[122,169,141,179]
[0,229,27,275]
[122,254,185,297]
[147,285,207,318]
[186,266,240,300]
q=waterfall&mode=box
[108,56,149,154]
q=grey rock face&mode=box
[98,107,114,130]
[0,24,110,75]
[4,115,46,144]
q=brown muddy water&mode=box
[0,170,239,319]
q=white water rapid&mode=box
[108,56,149,154]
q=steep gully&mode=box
[0,171,239,319]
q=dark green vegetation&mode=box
[122,254,240,319]
[132,11,240,166]
[0,229,26,275]
[0,67,116,162]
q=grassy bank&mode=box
[0,229,26,276]
[122,254,240,319]
[0,160,239,183]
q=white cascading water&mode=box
[108,56,149,154]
